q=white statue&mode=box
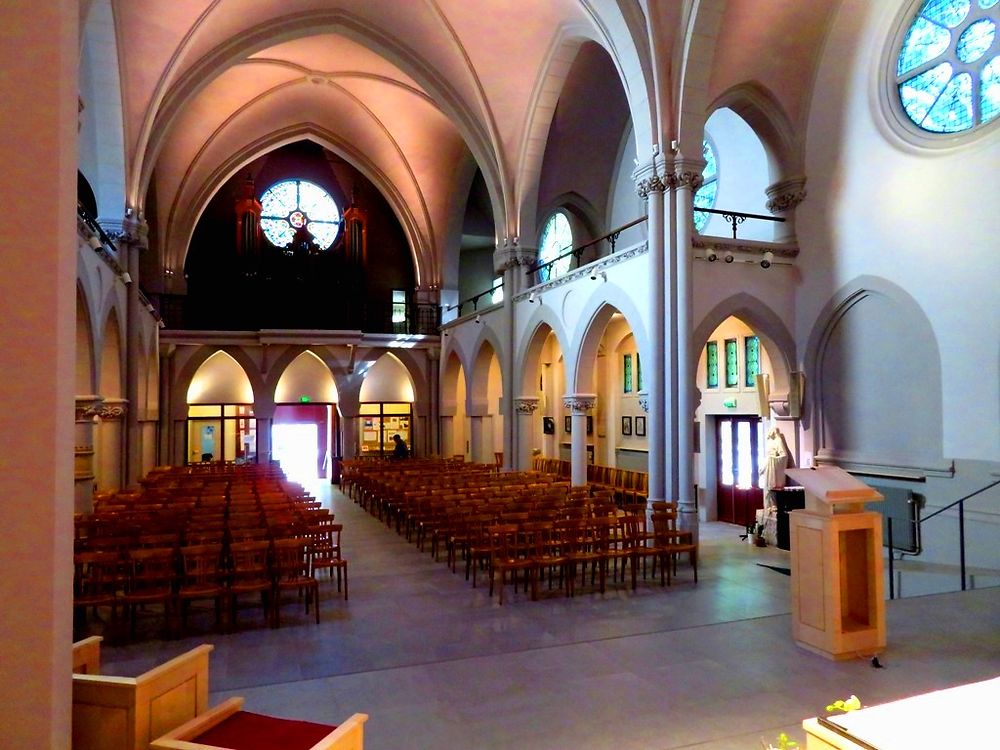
[760,426,788,508]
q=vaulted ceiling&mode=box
[84,0,841,292]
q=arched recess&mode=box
[467,336,504,464]
[187,351,255,404]
[172,346,266,420]
[273,350,340,481]
[98,309,123,398]
[467,327,506,411]
[515,312,571,397]
[78,0,126,223]
[274,350,339,404]
[515,320,567,462]
[567,284,651,395]
[359,352,416,403]
[440,350,468,459]
[804,276,945,471]
[707,81,802,182]
[693,292,795,399]
[135,10,508,242]
[76,285,96,395]
[185,351,257,464]
[166,125,431,288]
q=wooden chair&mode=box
[272,538,320,626]
[73,550,121,638]
[652,510,698,584]
[228,540,272,630]
[310,523,348,600]
[121,547,176,639]
[176,544,226,633]
[488,523,536,605]
[151,697,368,750]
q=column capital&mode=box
[75,395,104,421]
[672,156,706,192]
[119,212,149,250]
[513,396,540,415]
[97,397,129,421]
[765,176,807,214]
[632,152,670,198]
[563,394,596,414]
[493,237,537,273]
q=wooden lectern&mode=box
[785,467,885,660]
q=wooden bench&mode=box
[72,639,213,750]
[151,697,368,750]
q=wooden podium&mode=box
[785,467,885,660]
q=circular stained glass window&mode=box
[895,0,1000,134]
[693,139,718,233]
[538,212,573,282]
[260,179,341,250]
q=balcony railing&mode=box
[527,216,647,286]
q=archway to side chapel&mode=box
[358,352,415,458]
[467,340,503,466]
[273,350,340,484]
[516,323,566,471]
[441,351,468,460]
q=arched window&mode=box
[895,0,999,134]
[693,139,718,233]
[537,212,573,282]
[260,179,342,250]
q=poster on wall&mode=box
[543,417,555,435]
[621,416,632,436]
[635,416,646,437]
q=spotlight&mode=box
[761,251,774,269]
[528,292,536,303]
[121,272,133,284]
[723,251,734,264]
[704,246,718,262]
[145,303,155,313]
[475,313,481,323]
[87,234,103,250]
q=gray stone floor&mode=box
[102,486,1000,750]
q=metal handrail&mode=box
[887,477,1000,598]
[693,207,785,239]
[527,215,647,277]
[446,281,503,316]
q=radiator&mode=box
[866,484,922,554]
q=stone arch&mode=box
[803,276,945,469]
[694,292,796,397]
[357,350,417,404]
[76,283,96,395]
[274,350,340,404]
[467,326,506,413]
[707,81,802,183]
[674,0,727,156]
[567,284,651,395]
[98,307,123,398]
[171,346,265,420]
[536,191,602,246]
[514,311,571,396]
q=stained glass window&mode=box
[745,336,761,388]
[895,0,999,133]
[623,354,633,393]
[724,338,739,388]
[260,179,341,250]
[693,139,718,233]
[538,212,573,282]
[706,341,719,388]
[636,352,643,391]
[491,277,503,305]
[391,289,406,324]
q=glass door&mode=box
[716,416,764,527]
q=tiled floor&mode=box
[101,486,1000,750]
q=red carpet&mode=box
[194,711,335,749]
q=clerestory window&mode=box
[693,139,718,233]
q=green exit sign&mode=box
[723,398,737,409]
[299,395,311,403]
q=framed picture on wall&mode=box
[621,416,632,436]
[586,416,593,435]
[543,416,555,435]
[635,416,646,437]
[564,416,572,434]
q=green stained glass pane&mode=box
[623,354,633,394]
[745,336,760,388]
[636,352,643,391]
[897,16,952,75]
[923,72,974,131]
[539,212,573,282]
[981,0,999,9]
[982,56,1000,122]
[921,0,971,29]
[702,139,717,181]
[706,342,719,389]
[693,181,718,233]
[956,19,995,63]
[900,62,954,124]
[724,338,738,388]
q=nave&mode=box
[97,486,1000,750]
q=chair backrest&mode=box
[179,544,223,584]
[128,547,177,590]
[229,540,270,578]
[271,538,311,579]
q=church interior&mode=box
[1,0,998,748]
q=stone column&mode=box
[563,394,596,486]
[253,400,275,467]
[673,156,704,538]
[96,398,128,491]
[635,157,668,503]
[340,410,359,461]
[74,396,103,513]
[469,414,485,464]
[120,213,148,487]
[426,346,441,457]
[765,177,807,243]
[513,396,540,470]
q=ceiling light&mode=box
[724,251,734,264]
[761,251,774,269]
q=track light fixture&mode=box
[475,313,481,323]
[121,272,132,284]
[723,250,735,264]
[704,246,718,262]
[761,251,774,269]
[87,234,103,250]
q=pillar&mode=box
[0,3,77,746]
[563,394,595,486]
[440,413,455,458]
[765,177,807,244]
[121,213,148,487]
[469,414,485,464]
[96,398,127,491]
[340,409,359,461]
[513,396,540,470]
[634,157,668,503]
[75,396,103,512]
[673,155,704,538]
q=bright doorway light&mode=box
[272,423,319,484]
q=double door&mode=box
[716,416,764,527]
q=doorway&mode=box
[272,423,319,484]
[716,416,764,527]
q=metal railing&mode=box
[527,216,647,285]
[446,282,503,319]
[886,477,1000,599]
[694,207,785,239]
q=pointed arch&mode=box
[274,349,339,404]
[358,351,416,403]
[98,307,123,398]
[467,326,506,413]
[186,350,256,404]
[514,311,570,396]
[674,0,728,155]
[171,347,265,419]
[76,284,96,395]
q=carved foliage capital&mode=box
[765,176,807,214]
[563,395,596,414]
[513,397,540,415]
[636,392,650,414]
[97,399,128,421]
[635,174,668,199]
[75,395,104,421]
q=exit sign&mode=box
[299,395,311,403]
[723,398,737,409]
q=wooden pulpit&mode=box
[785,467,885,660]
